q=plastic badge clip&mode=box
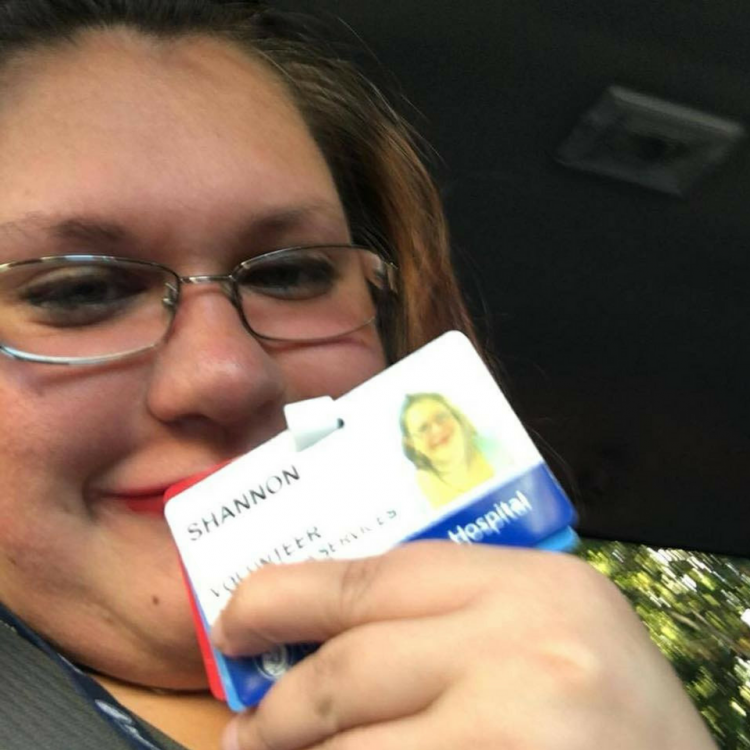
[283,396,342,451]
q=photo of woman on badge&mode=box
[400,393,509,507]
[0,2,720,750]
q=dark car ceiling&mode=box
[281,0,750,557]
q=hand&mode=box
[212,542,717,750]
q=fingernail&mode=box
[211,615,228,651]
[221,719,241,750]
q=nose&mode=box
[422,420,442,438]
[145,283,287,448]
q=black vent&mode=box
[557,86,745,195]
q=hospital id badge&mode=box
[164,331,577,710]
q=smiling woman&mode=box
[0,2,721,750]
[400,392,505,507]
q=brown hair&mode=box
[0,0,479,362]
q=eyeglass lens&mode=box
[0,247,388,361]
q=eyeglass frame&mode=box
[0,244,399,366]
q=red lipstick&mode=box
[122,493,168,515]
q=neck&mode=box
[433,451,475,485]
[91,672,237,750]
[434,447,494,492]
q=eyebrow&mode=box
[0,203,347,251]
[0,215,133,249]
[0,214,127,242]
[52,217,129,245]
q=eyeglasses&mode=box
[0,245,397,365]
[410,409,455,439]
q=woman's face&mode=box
[0,31,385,688]
[404,399,466,467]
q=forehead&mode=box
[0,30,345,262]
[406,399,452,425]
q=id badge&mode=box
[165,331,577,709]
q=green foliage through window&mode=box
[576,539,750,749]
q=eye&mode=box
[16,264,154,327]
[238,251,341,301]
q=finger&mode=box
[232,614,457,750]
[214,541,544,654]
[225,699,456,750]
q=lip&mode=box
[97,479,189,516]
[429,434,452,450]
[98,461,232,516]
[105,488,173,516]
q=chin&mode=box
[137,627,213,690]
[82,626,210,690]
[138,602,209,686]
[67,583,209,689]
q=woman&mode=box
[400,393,506,507]
[0,2,717,749]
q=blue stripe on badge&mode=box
[406,463,577,549]
[222,643,318,708]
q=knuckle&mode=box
[304,640,351,731]
[337,555,386,621]
[535,638,609,694]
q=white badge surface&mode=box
[165,331,576,708]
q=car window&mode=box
[576,539,750,749]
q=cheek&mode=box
[0,365,143,556]
[274,329,387,399]
[0,367,138,475]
